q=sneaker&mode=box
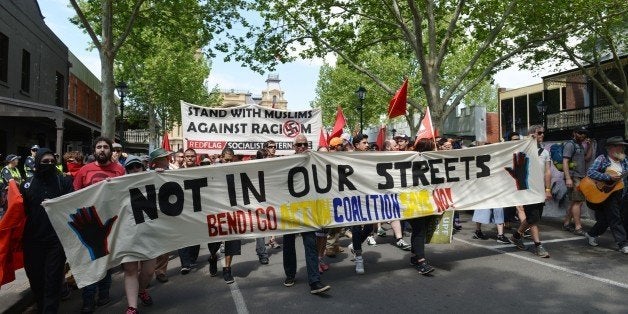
[414,261,435,275]
[535,245,550,258]
[208,254,218,277]
[377,227,387,237]
[309,281,331,294]
[219,243,225,253]
[283,277,295,287]
[138,290,153,306]
[584,232,599,247]
[496,234,511,244]
[348,243,355,261]
[510,234,526,250]
[473,230,487,240]
[155,273,168,283]
[180,266,191,275]
[355,256,365,274]
[395,239,412,251]
[223,267,234,284]
[366,235,377,246]
[621,246,628,254]
[259,256,269,265]
[126,307,138,314]
[573,228,585,236]
[319,257,329,272]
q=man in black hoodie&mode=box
[21,148,74,313]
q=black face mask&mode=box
[35,164,58,178]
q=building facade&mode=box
[0,0,101,164]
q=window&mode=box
[0,33,8,83]
[55,72,64,107]
[21,49,30,92]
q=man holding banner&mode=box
[282,134,330,294]
[72,137,125,313]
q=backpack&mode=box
[549,140,576,171]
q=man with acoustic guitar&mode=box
[582,136,628,254]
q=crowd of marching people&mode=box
[1,123,628,313]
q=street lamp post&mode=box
[355,86,366,134]
[536,100,547,130]
[116,81,129,145]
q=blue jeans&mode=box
[82,269,112,302]
[282,232,319,284]
[178,245,200,267]
[351,224,374,253]
[256,238,268,258]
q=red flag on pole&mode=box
[329,106,346,139]
[0,180,26,286]
[318,128,328,148]
[162,131,171,151]
[414,107,436,146]
[387,79,408,119]
[375,125,386,151]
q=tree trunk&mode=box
[148,103,158,151]
[100,50,116,139]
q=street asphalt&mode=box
[3,212,627,314]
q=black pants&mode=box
[588,191,627,248]
[23,240,66,314]
[408,217,428,260]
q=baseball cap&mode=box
[30,144,40,150]
[5,154,20,163]
[574,126,589,135]
[112,143,123,150]
[149,148,172,162]
[329,137,343,147]
[394,134,410,141]
[124,155,145,170]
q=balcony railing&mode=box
[546,105,622,130]
[124,129,150,144]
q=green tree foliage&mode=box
[209,0,577,132]
[69,0,218,139]
[524,0,627,136]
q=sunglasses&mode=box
[126,163,144,170]
[537,131,545,135]
[295,143,308,147]
[267,145,276,149]
[40,159,56,164]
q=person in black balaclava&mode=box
[20,148,74,314]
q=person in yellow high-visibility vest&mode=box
[1,154,23,210]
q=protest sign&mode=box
[181,101,322,155]
[44,139,544,287]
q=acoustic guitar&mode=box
[578,169,628,204]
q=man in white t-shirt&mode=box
[510,125,553,258]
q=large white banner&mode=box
[181,101,322,155]
[44,139,544,287]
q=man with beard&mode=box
[584,136,628,254]
[73,137,125,313]
[21,148,74,313]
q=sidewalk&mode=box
[0,268,33,313]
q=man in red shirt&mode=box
[73,137,125,313]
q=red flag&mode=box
[0,180,26,286]
[414,107,435,146]
[329,106,346,139]
[161,131,171,151]
[318,128,328,148]
[375,125,386,151]
[388,79,408,119]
